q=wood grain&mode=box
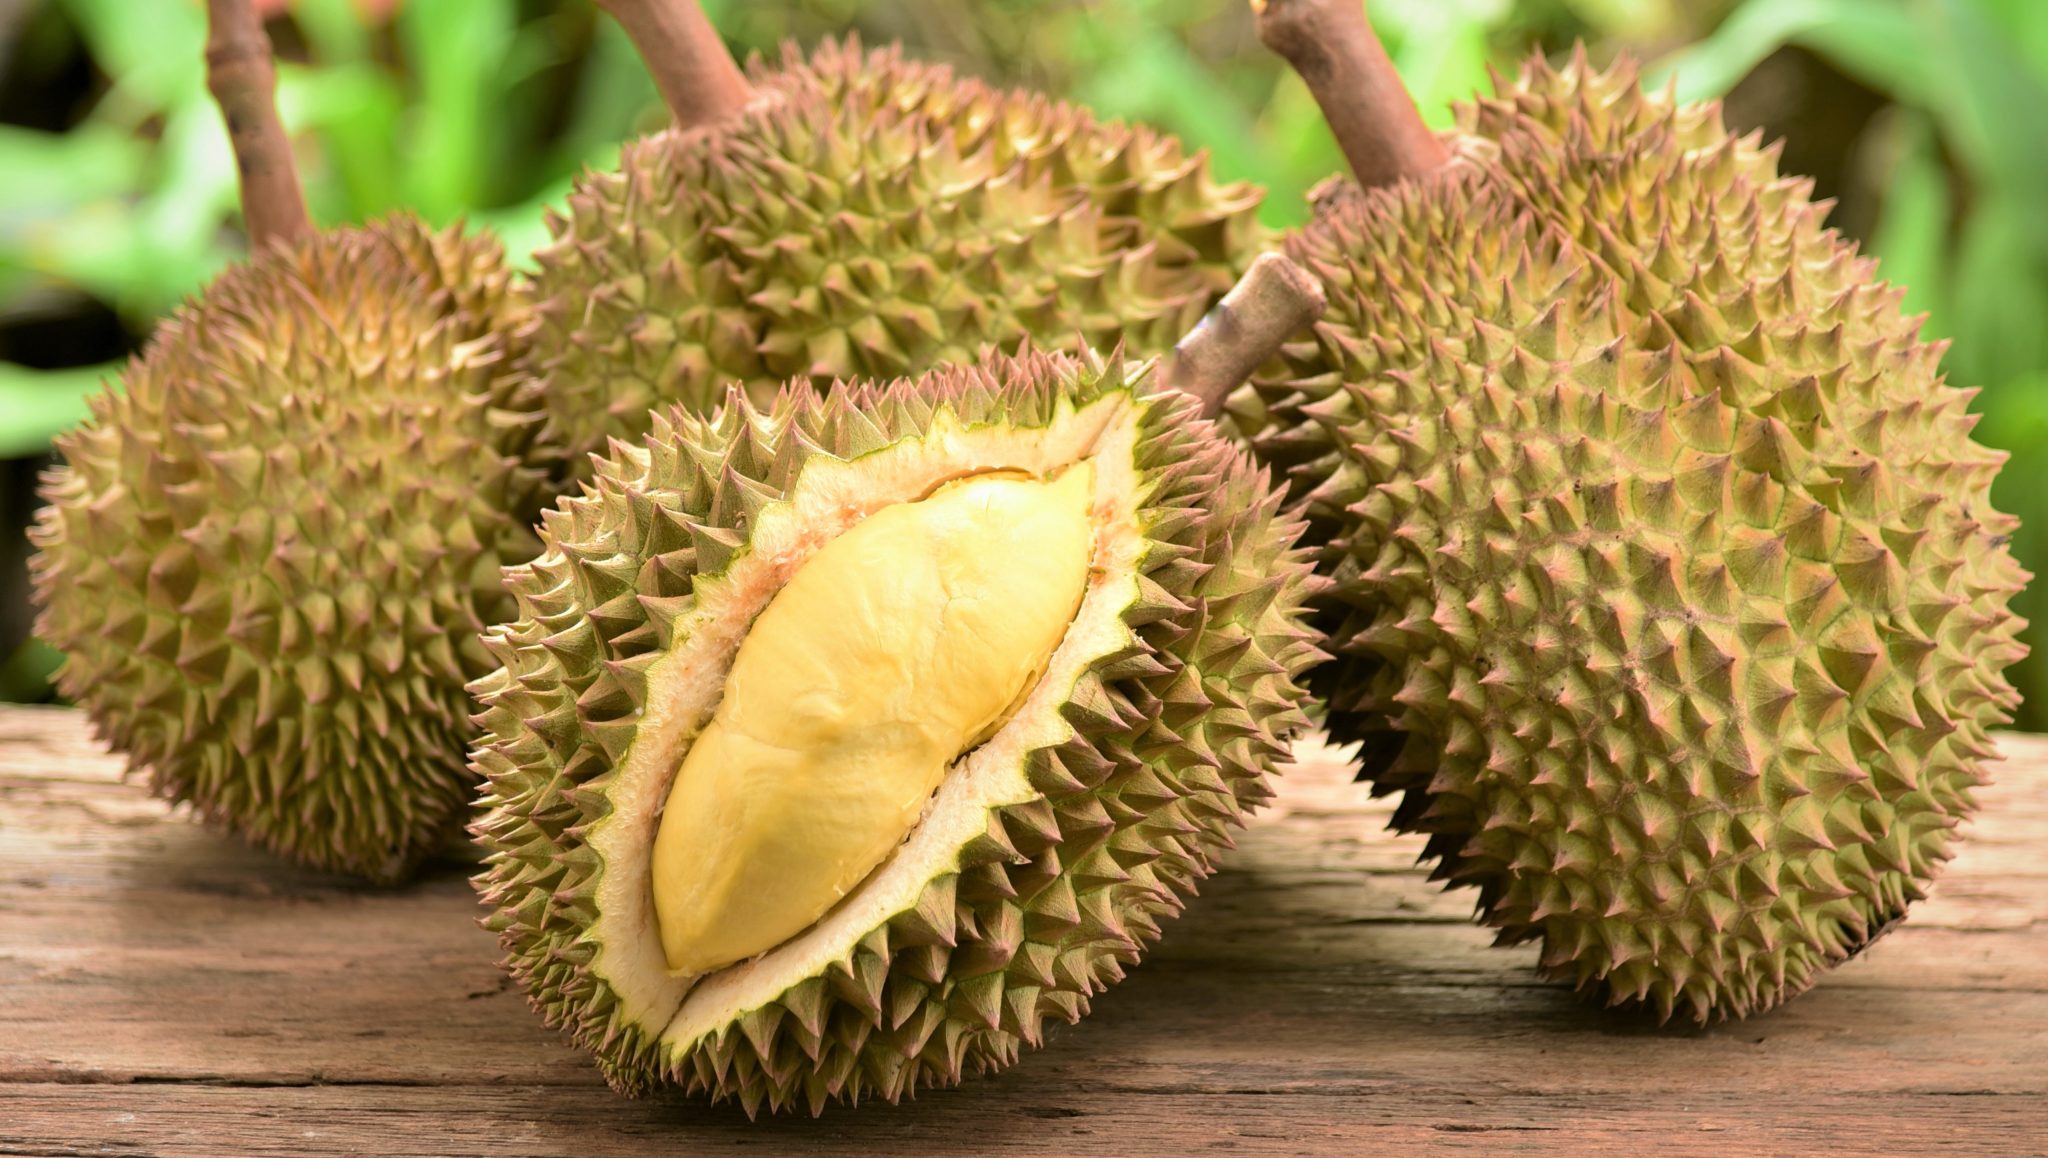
[1,705,2043,1154]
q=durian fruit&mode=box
[29,0,554,883]
[469,261,1327,1114]
[527,0,1265,477]
[1246,0,2029,1021]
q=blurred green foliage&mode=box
[1,0,2043,722]
[0,0,661,410]
[0,0,1724,453]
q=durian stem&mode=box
[595,0,755,131]
[1252,0,1448,188]
[1160,253,1327,419]
[205,0,310,250]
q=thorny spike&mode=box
[1160,253,1327,419]
[596,0,755,131]
[1251,0,1450,189]
[204,0,309,248]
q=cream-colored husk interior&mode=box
[577,393,1150,1051]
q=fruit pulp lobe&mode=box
[649,464,1097,976]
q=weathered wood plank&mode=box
[1,706,2043,1154]
[1,1084,2041,1157]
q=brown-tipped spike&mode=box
[205,0,309,249]
[1159,253,1326,419]
[1251,0,1449,189]
[597,0,755,132]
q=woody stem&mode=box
[1252,0,1449,189]
[594,0,756,131]
[205,0,310,249]
[1160,253,1327,419]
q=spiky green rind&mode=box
[1255,54,2029,1021]
[526,37,1266,477]
[31,216,555,883]
[470,349,1323,1113]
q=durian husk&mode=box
[1252,53,2030,1021]
[31,216,556,883]
[469,349,1324,1114]
[526,37,1267,477]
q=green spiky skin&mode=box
[31,216,556,884]
[470,350,1323,1114]
[1252,54,2030,1021]
[527,37,1266,477]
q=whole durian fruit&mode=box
[469,262,1327,1114]
[1246,0,2029,1021]
[29,0,554,883]
[528,0,1265,477]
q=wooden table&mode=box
[2,705,2042,1154]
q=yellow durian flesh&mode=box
[650,465,1096,976]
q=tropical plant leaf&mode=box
[54,0,207,127]
[1376,0,1511,127]
[1971,371,2048,727]
[1866,109,1951,336]
[283,64,405,222]
[0,125,146,216]
[1947,196,2048,390]
[0,361,114,458]
[1651,0,1929,106]
[398,0,518,220]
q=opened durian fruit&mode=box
[29,0,554,882]
[469,260,1327,1113]
[528,0,1266,476]
[1245,0,2029,1021]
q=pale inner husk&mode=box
[578,394,1148,1050]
